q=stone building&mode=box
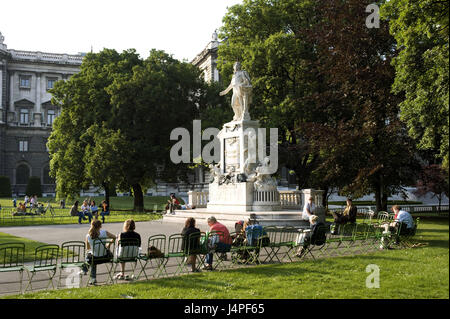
[0,31,83,196]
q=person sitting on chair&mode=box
[81,200,93,223]
[114,219,141,280]
[17,202,26,213]
[181,217,201,273]
[380,205,415,249]
[331,198,357,225]
[203,216,232,270]
[296,215,325,258]
[100,200,110,223]
[90,200,99,219]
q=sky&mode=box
[0,0,242,61]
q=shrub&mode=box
[26,176,42,197]
[0,176,12,197]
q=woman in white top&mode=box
[81,220,116,285]
[80,200,93,223]
[302,197,316,221]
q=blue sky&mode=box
[0,0,242,61]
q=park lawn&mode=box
[0,232,54,263]
[6,219,448,299]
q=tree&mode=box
[415,164,449,212]
[49,49,208,211]
[381,0,449,171]
[217,0,324,188]
[301,0,421,211]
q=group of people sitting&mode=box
[69,199,110,224]
[12,194,47,216]
[80,219,140,285]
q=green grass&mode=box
[5,219,448,299]
[0,196,181,226]
[0,232,53,263]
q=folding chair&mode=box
[205,230,230,270]
[279,227,298,262]
[339,223,357,255]
[25,244,59,292]
[352,223,371,254]
[375,211,390,227]
[138,234,168,280]
[186,231,205,271]
[85,238,115,286]
[0,243,25,294]
[58,241,86,288]
[230,231,250,266]
[362,210,375,224]
[261,226,280,263]
[398,218,420,248]
[113,238,141,282]
[297,225,328,261]
[167,234,190,276]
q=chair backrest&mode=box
[147,234,166,256]
[0,243,25,269]
[363,210,375,224]
[310,224,328,245]
[207,230,224,248]
[117,238,140,261]
[168,234,185,255]
[245,225,266,247]
[33,244,59,268]
[279,226,296,245]
[186,231,203,254]
[377,211,390,224]
[92,238,114,258]
[61,241,85,265]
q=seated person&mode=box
[17,202,26,213]
[165,194,181,215]
[381,205,415,248]
[81,200,93,223]
[331,198,357,225]
[114,219,141,280]
[244,220,269,248]
[203,216,232,270]
[100,200,110,223]
[296,215,326,258]
[301,197,316,222]
[181,217,201,272]
[36,203,45,214]
[90,200,99,219]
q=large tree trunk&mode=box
[132,183,144,212]
[103,182,110,205]
[375,174,388,212]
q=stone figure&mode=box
[253,157,278,191]
[209,163,221,183]
[220,62,253,121]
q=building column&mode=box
[9,71,14,112]
[35,73,42,125]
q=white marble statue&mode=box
[253,157,278,191]
[220,62,253,121]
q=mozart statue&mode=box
[220,62,253,121]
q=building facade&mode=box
[0,32,83,196]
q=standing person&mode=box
[203,216,232,271]
[302,197,316,222]
[12,198,17,208]
[81,220,116,285]
[30,195,36,209]
[100,200,110,223]
[90,200,99,219]
[181,217,201,273]
[81,200,93,223]
[60,198,65,209]
[114,219,141,280]
[24,195,29,208]
[331,198,357,225]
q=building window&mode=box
[47,78,57,90]
[43,166,54,184]
[16,164,30,184]
[19,141,29,152]
[47,110,56,125]
[19,75,31,89]
[20,109,29,124]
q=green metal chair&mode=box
[352,223,372,254]
[391,218,420,249]
[230,231,250,266]
[138,234,168,280]
[113,238,141,282]
[186,231,206,271]
[0,243,25,294]
[375,211,390,226]
[86,238,115,286]
[204,230,230,270]
[167,233,189,275]
[58,241,86,288]
[25,244,59,292]
[261,226,280,263]
[277,226,298,262]
[362,210,375,224]
[297,224,328,260]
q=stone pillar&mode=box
[35,73,41,126]
[9,72,14,112]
